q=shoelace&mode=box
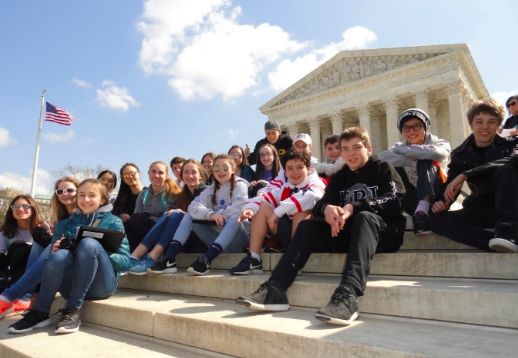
[330,290,351,308]
[55,308,77,322]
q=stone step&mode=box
[78,289,516,358]
[400,232,475,250]
[0,316,230,358]
[173,252,518,279]
[120,272,518,329]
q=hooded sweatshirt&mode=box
[248,131,293,165]
[188,177,248,220]
[134,185,177,221]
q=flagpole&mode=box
[30,89,46,197]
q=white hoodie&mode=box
[188,178,248,220]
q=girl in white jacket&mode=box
[163,154,250,275]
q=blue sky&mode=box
[1,0,517,194]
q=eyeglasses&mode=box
[259,152,273,158]
[507,101,517,108]
[229,153,243,159]
[401,123,424,132]
[56,188,76,196]
[123,171,138,179]
[10,204,32,210]
[213,165,230,172]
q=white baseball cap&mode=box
[294,133,312,146]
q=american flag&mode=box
[45,102,74,125]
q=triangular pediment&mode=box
[260,44,469,112]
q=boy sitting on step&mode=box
[235,127,406,326]
[429,99,518,253]
[378,108,450,235]
[229,149,325,275]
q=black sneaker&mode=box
[55,307,81,334]
[8,309,51,334]
[149,256,177,274]
[316,286,359,325]
[413,211,431,236]
[229,253,263,275]
[235,281,290,311]
[186,254,210,276]
[489,237,518,253]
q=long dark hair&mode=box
[176,159,208,211]
[97,170,118,191]
[254,143,280,181]
[112,163,141,215]
[228,145,250,170]
[211,154,236,206]
[1,195,43,239]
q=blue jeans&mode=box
[26,242,45,270]
[36,238,118,312]
[171,213,249,254]
[2,245,51,302]
[140,211,185,251]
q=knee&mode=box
[416,160,433,170]
[354,211,377,222]
[494,163,516,177]
[75,238,102,258]
[44,249,73,271]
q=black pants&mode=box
[269,211,404,296]
[273,215,292,249]
[396,160,442,215]
[124,213,157,252]
[428,163,518,251]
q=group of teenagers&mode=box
[1,95,517,334]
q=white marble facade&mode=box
[259,44,489,161]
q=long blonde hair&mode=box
[50,177,80,225]
[148,161,182,198]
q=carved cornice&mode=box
[445,80,465,97]
[355,103,371,117]
[382,97,399,111]
[412,88,429,103]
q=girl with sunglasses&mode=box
[124,161,182,251]
[502,95,518,135]
[0,177,79,320]
[128,159,208,274]
[6,179,130,334]
[228,145,254,183]
[112,163,143,222]
[156,154,250,276]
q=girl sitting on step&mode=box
[6,179,130,334]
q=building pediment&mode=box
[260,44,475,113]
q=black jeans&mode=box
[428,163,518,251]
[124,213,157,252]
[269,211,404,296]
[396,160,442,215]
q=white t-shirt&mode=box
[0,228,33,253]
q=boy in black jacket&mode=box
[429,99,518,253]
[236,127,406,325]
[245,120,293,165]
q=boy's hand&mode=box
[245,144,251,157]
[445,174,466,202]
[324,205,347,237]
[267,213,280,231]
[237,209,253,223]
[431,200,450,214]
[210,213,228,227]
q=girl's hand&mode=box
[244,144,251,157]
[238,209,253,223]
[167,209,184,216]
[52,239,63,253]
[119,213,131,222]
[267,213,279,231]
[251,181,257,186]
[210,213,228,227]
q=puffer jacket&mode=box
[51,205,130,277]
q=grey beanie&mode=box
[264,120,281,131]
[397,108,431,133]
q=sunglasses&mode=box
[507,101,517,108]
[401,123,424,132]
[56,188,77,196]
[123,171,138,179]
[11,204,32,210]
[213,164,230,172]
[229,153,243,159]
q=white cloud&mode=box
[96,80,141,111]
[42,128,75,143]
[492,90,518,108]
[224,129,239,138]
[0,127,17,147]
[268,26,378,92]
[0,168,53,195]
[137,0,306,101]
[71,78,92,88]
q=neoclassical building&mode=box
[259,44,489,161]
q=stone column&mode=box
[355,103,372,136]
[308,118,322,162]
[330,111,343,134]
[383,97,400,146]
[446,81,467,148]
[286,122,299,140]
[413,88,430,113]
[428,98,439,136]
[370,116,382,153]
[321,123,332,159]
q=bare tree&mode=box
[50,163,107,181]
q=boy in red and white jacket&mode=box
[229,149,325,275]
